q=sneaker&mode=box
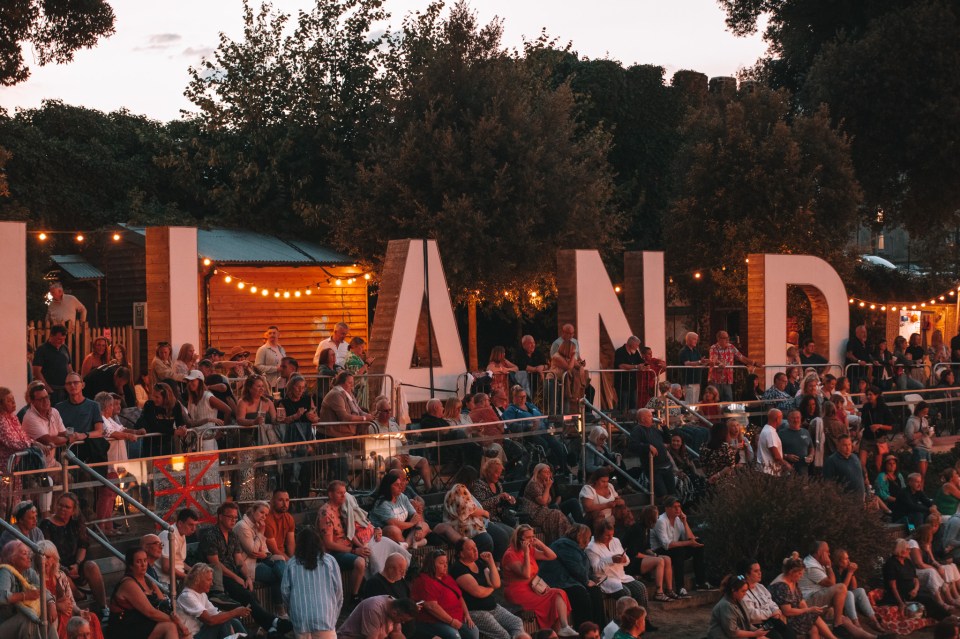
[558,626,579,637]
[696,581,715,590]
[677,588,691,598]
[100,608,110,623]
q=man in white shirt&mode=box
[157,508,200,586]
[650,497,708,594]
[177,563,246,638]
[756,409,788,475]
[45,282,87,324]
[313,322,350,368]
[799,541,849,630]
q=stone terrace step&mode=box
[648,588,720,611]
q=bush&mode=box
[694,467,894,582]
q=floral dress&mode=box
[443,484,487,538]
[520,480,571,542]
[699,442,738,479]
[0,413,33,505]
[769,581,820,635]
[344,352,368,410]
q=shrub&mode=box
[694,467,893,582]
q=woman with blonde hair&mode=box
[174,343,197,380]
[233,501,285,604]
[501,524,578,636]
[39,540,105,639]
[254,326,286,390]
[520,463,572,542]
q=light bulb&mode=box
[75,234,84,242]
[112,233,121,241]
[881,306,886,311]
[251,286,257,293]
[38,232,47,241]
[203,258,211,266]
[224,276,232,283]
[335,279,342,286]
[237,282,245,290]
[614,286,622,293]
[693,272,702,279]
[274,291,280,298]
[294,291,301,298]
[283,291,290,298]
[262,289,269,297]
[305,289,312,295]
[364,273,371,280]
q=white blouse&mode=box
[586,537,636,594]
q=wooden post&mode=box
[468,295,478,371]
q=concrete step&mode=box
[647,588,720,610]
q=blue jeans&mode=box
[256,558,285,600]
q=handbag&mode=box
[530,575,549,595]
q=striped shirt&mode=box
[281,552,342,633]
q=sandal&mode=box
[654,592,672,602]
[664,591,680,600]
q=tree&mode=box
[178,0,392,235]
[665,84,862,308]
[717,0,908,92]
[530,52,684,253]
[801,1,960,244]
[0,101,202,229]
[0,0,115,85]
[333,1,623,305]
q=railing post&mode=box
[649,450,655,506]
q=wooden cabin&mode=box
[95,226,369,373]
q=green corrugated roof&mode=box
[50,255,105,281]
[119,225,354,265]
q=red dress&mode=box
[502,546,571,629]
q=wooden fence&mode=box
[28,321,140,379]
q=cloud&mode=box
[182,46,215,58]
[135,33,183,51]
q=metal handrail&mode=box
[0,517,49,636]
[584,443,646,494]
[580,398,631,437]
[63,450,178,611]
[86,526,165,592]
[665,392,713,428]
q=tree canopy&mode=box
[332,2,624,304]
[1,0,115,85]
[666,84,862,305]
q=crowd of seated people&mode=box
[9,321,960,639]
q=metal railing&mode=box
[0,517,49,636]
[457,371,561,417]
[63,450,179,611]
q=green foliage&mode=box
[334,1,624,305]
[717,0,908,92]
[696,468,892,580]
[0,101,203,228]
[178,0,393,234]
[801,1,960,240]
[665,84,862,306]
[0,0,115,85]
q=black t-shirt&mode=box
[881,556,916,604]
[449,561,496,611]
[613,346,642,392]
[83,364,137,408]
[677,346,704,386]
[514,349,547,372]
[34,342,71,387]
[280,394,313,422]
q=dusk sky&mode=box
[0,0,768,122]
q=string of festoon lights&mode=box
[203,259,373,300]
[34,230,123,242]
[846,283,960,312]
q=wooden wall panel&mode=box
[145,229,172,350]
[203,266,368,373]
